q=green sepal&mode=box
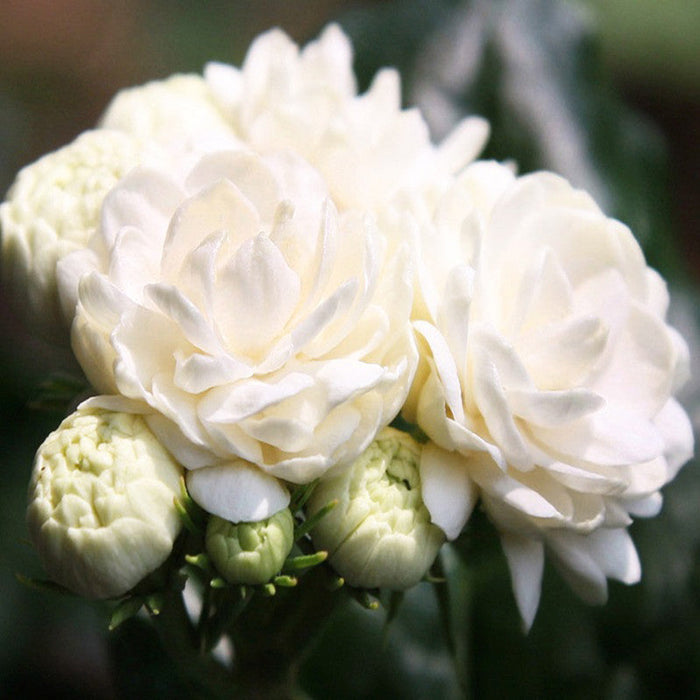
[289,480,318,512]
[109,596,145,630]
[284,551,328,571]
[349,588,380,610]
[273,575,298,588]
[294,499,337,541]
[145,592,165,616]
[174,476,208,534]
[185,552,213,573]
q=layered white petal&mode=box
[420,443,478,539]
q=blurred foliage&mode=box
[341,0,688,280]
[581,0,700,98]
[0,0,698,698]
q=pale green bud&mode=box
[206,509,294,585]
[27,408,183,598]
[307,427,445,590]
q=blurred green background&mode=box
[0,1,698,697]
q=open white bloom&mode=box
[308,427,445,589]
[27,408,183,598]
[0,130,144,339]
[408,162,693,627]
[57,148,417,523]
[95,26,487,218]
[204,24,489,212]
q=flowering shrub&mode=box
[3,20,693,692]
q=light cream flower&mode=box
[408,163,693,626]
[57,148,417,523]
[204,24,489,212]
[27,408,183,598]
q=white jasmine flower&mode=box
[409,163,693,627]
[57,148,417,523]
[206,508,294,585]
[308,427,445,589]
[27,408,183,599]
[204,24,489,211]
[0,130,144,339]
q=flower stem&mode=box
[228,567,339,699]
[152,588,233,697]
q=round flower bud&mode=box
[27,408,183,599]
[307,428,445,590]
[206,509,294,585]
[0,130,143,340]
[99,73,236,149]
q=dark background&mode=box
[0,1,698,697]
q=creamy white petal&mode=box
[312,359,386,408]
[199,373,315,424]
[533,405,664,467]
[500,534,544,631]
[146,283,222,355]
[654,398,694,477]
[99,167,182,250]
[173,351,252,394]
[471,340,532,470]
[546,531,609,605]
[437,116,490,174]
[420,443,478,540]
[216,234,300,354]
[414,320,465,425]
[186,462,290,522]
[506,388,604,427]
[161,179,260,281]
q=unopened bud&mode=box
[307,427,445,590]
[1,130,143,338]
[27,408,183,598]
[206,509,294,585]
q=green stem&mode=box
[228,567,340,699]
[148,568,342,699]
[152,588,234,697]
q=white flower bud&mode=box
[0,130,143,339]
[27,408,183,598]
[307,428,445,590]
[99,74,236,149]
[206,509,294,585]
